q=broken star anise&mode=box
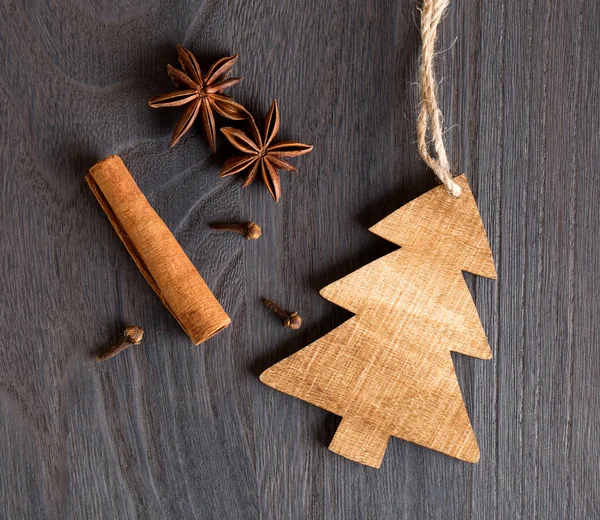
[149,44,248,152]
[219,100,313,202]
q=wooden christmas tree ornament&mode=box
[87,155,230,345]
[260,175,496,468]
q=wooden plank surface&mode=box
[0,0,598,518]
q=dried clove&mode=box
[210,221,262,240]
[97,326,144,362]
[262,298,302,330]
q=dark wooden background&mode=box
[1,0,598,518]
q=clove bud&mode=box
[210,221,261,240]
[97,325,144,362]
[262,298,302,330]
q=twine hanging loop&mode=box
[417,0,462,197]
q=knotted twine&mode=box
[417,0,462,197]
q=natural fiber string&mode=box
[417,0,462,197]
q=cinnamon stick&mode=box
[86,155,230,345]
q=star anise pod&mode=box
[219,100,313,201]
[149,44,248,151]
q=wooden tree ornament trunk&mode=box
[329,417,390,468]
[260,175,496,468]
[86,155,230,345]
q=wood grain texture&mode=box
[0,0,598,518]
[261,176,496,467]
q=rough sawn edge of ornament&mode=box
[260,175,496,468]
